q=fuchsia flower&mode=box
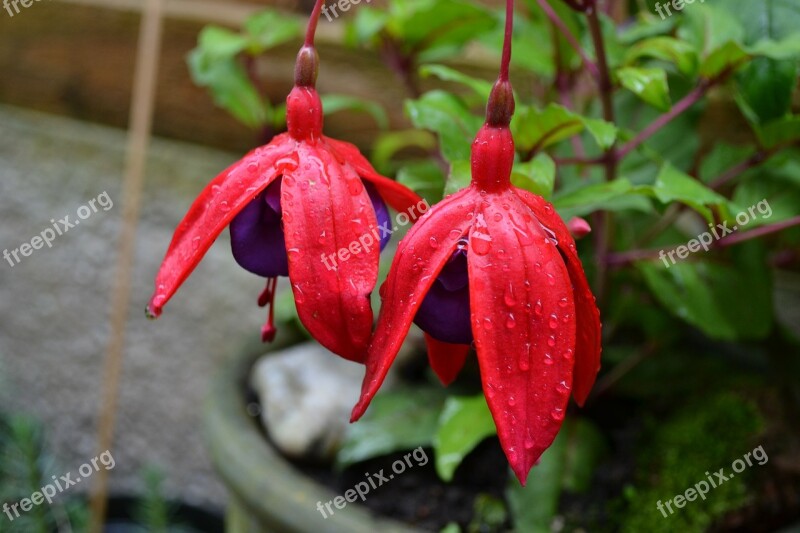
[351,2,601,484]
[146,7,421,362]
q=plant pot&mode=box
[203,333,421,533]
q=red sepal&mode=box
[425,334,470,386]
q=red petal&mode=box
[147,137,296,317]
[324,137,424,217]
[351,188,478,421]
[515,189,601,406]
[468,191,577,485]
[425,334,470,386]
[281,142,381,362]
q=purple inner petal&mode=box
[229,177,391,278]
[413,247,473,344]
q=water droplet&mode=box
[544,353,554,365]
[247,161,259,173]
[544,203,554,215]
[546,273,556,286]
[534,262,543,272]
[483,317,493,330]
[502,203,510,210]
[551,408,565,421]
[471,233,492,255]
[348,180,363,196]
[549,314,559,329]
[191,236,201,251]
[506,314,516,329]
[283,175,296,187]
[557,380,571,394]
[562,314,570,324]
[519,355,530,371]
[524,437,535,449]
[563,348,574,361]
[534,300,543,316]
[283,212,294,223]
[429,236,439,249]
[293,284,306,304]
[318,231,326,244]
[449,229,461,240]
[211,184,221,195]
[493,212,503,222]
[503,284,517,306]
[218,201,231,213]
[558,297,568,308]
[547,335,556,347]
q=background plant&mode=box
[189,0,800,530]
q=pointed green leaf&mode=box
[616,67,671,111]
[433,395,497,482]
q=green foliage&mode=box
[187,1,800,529]
[506,419,607,533]
[619,392,764,533]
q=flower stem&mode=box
[304,0,325,47]
[499,0,514,82]
[535,0,599,79]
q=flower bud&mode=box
[294,45,319,87]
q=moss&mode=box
[618,392,764,533]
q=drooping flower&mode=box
[350,1,601,484]
[146,3,422,362]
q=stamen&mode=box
[258,277,278,342]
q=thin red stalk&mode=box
[616,83,708,159]
[535,0,599,79]
[304,0,325,47]
[718,216,800,247]
[499,0,514,81]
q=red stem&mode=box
[499,0,514,81]
[616,82,709,160]
[304,0,325,47]
[535,0,599,79]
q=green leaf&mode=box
[444,159,472,196]
[639,252,773,341]
[433,395,497,481]
[644,164,728,220]
[719,0,800,44]
[616,67,671,111]
[737,58,797,124]
[405,91,482,161]
[732,161,800,225]
[337,387,445,468]
[511,154,556,198]
[396,160,446,205]
[582,118,619,150]
[555,179,652,219]
[754,116,800,148]
[512,104,584,154]
[624,36,699,76]
[187,43,268,128]
[678,4,745,59]
[506,419,606,532]
[419,64,494,100]
[469,494,508,532]
[319,94,389,130]
[242,10,303,53]
[345,7,391,46]
[699,41,751,79]
[371,129,438,173]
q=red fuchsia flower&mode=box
[350,0,601,484]
[146,2,422,362]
